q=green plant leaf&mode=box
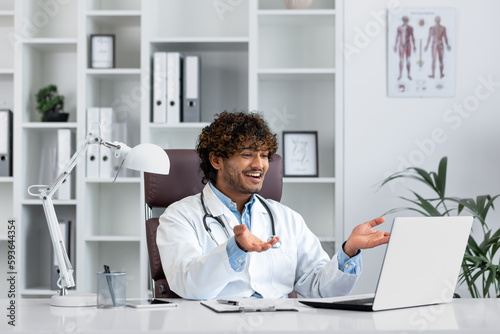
[378,156,500,298]
[435,157,448,197]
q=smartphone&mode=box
[126,298,178,308]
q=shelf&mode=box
[22,122,78,129]
[259,68,335,74]
[149,122,209,129]
[258,9,336,16]
[0,177,13,183]
[0,69,14,75]
[85,236,141,242]
[86,10,142,17]
[85,177,141,184]
[258,0,336,10]
[86,14,141,28]
[258,11,335,26]
[22,199,78,206]
[150,38,249,51]
[86,68,141,80]
[258,68,336,81]
[0,10,14,16]
[23,39,78,51]
[86,1,141,11]
[21,288,57,296]
[283,177,335,184]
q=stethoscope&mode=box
[200,192,281,248]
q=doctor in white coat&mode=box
[157,111,390,300]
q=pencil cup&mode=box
[96,272,126,309]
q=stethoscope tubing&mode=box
[200,191,280,248]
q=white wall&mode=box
[342,0,500,293]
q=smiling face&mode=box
[210,142,269,209]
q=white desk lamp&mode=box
[28,131,170,307]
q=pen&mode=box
[217,299,239,306]
[104,265,117,306]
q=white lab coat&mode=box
[157,184,360,300]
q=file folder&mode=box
[167,52,182,124]
[86,108,100,178]
[99,108,113,178]
[0,110,13,177]
[112,110,128,177]
[182,54,201,122]
[153,52,167,123]
[55,129,72,200]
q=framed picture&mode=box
[387,7,455,97]
[90,34,115,68]
[282,131,318,177]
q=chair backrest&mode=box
[143,149,283,298]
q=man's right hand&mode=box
[233,224,279,252]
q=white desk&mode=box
[2,298,500,333]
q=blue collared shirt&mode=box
[209,183,362,275]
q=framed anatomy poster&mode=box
[387,8,455,97]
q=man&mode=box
[157,111,389,300]
[394,16,416,80]
[424,16,451,79]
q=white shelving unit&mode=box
[9,0,341,299]
[251,0,338,244]
[78,0,144,298]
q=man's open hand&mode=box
[343,217,390,257]
[233,224,279,252]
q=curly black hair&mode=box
[196,110,278,184]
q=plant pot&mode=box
[44,112,69,122]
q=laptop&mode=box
[300,216,473,311]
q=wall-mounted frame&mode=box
[387,7,455,97]
[90,34,115,68]
[282,131,318,177]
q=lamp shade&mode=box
[123,144,170,175]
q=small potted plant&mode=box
[35,84,69,122]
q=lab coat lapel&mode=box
[202,184,239,232]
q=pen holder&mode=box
[96,272,126,309]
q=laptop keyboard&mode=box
[333,297,375,305]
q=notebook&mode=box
[300,216,473,311]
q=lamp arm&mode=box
[27,131,101,293]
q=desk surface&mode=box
[2,297,500,333]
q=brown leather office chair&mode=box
[144,149,283,298]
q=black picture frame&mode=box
[282,131,319,177]
[90,34,115,69]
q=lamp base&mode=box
[50,293,97,307]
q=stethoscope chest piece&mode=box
[268,236,282,248]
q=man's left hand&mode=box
[343,217,390,258]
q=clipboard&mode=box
[200,300,298,313]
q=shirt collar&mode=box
[209,182,256,214]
